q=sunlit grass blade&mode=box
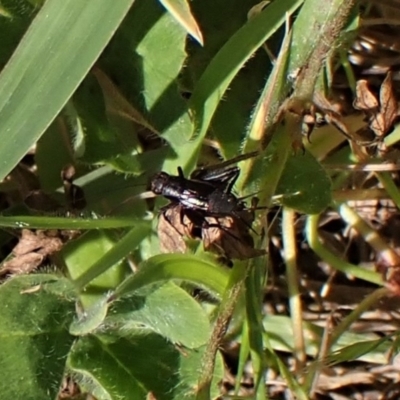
[114,254,229,300]
[0,0,134,181]
[184,0,303,170]
[159,0,203,45]
[0,215,146,229]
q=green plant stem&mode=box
[306,214,383,285]
[377,171,400,209]
[242,19,293,155]
[235,321,251,395]
[307,312,335,396]
[339,48,356,95]
[337,203,400,266]
[196,261,248,400]
[289,0,357,101]
[333,188,389,202]
[282,207,306,373]
[246,263,268,400]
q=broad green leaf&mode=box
[277,150,332,214]
[0,0,135,182]
[100,0,192,152]
[241,132,331,213]
[115,253,230,300]
[70,335,147,399]
[72,75,139,164]
[0,274,75,399]
[69,333,223,400]
[105,282,210,348]
[58,152,160,215]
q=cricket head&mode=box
[150,172,171,195]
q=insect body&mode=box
[150,152,264,260]
[150,169,216,212]
[150,167,247,217]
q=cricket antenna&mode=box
[105,190,156,215]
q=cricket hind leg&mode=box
[201,215,264,260]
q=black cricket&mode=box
[150,151,259,234]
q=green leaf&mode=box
[63,230,133,307]
[326,338,390,366]
[0,0,135,181]
[70,224,152,292]
[100,0,192,152]
[61,159,155,215]
[115,253,230,300]
[184,0,278,157]
[263,315,389,364]
[70,335,147,399]
[180,0,303,171]
[72,75,138,164]
[277,150,332,214]
[69,333,223,400]
[70,294,109,336]
[0,274,75,399]
[105,282,210,348]
[178,344,224,400]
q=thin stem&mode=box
[377,172,400,209]
[245,262,268,400]
[329,287,390,347]
[282,207,306,373]
[196,261,248,400]
[338,203,400,267]
[306,214,383,285]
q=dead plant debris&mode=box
[0,229,63,276]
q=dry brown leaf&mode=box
[354,72,400,138]
[371,72,399,137]
[316,370,375,391]
[354,80,379,111]
[202,215,266,260]
[0,229,63,276]
[158,204,194,254]
[1,253,44,275]
[157,203,265,260]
